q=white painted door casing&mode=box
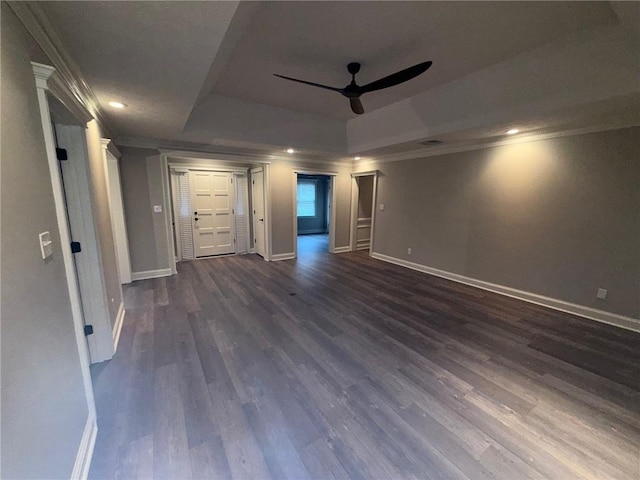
[251,169,266,257]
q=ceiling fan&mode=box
[274,61,432,115]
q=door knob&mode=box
[259,218,264,222]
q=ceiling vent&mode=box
[419,139,443,146]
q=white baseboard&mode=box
[112,301,125,352]
[371,252,640,333]
[131,268,172,281]
[249,248,256,254]
[333,246,351,254]
[271,252,296,261]
[71,412,97,480]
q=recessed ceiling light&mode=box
[108,101,126,109]
[354,156,361,160]
[287,148,295,154]
[506,128,519,135]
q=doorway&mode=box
[296,174,331,256]
[350,171,378,253]
[53,119,116,363]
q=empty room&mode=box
[1,1,639,479]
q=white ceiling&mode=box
[39,1,240,139]
[36,1,637,160]
[212,1,617,119]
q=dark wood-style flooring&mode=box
[89,240,640,479]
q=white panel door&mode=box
[251,169,266,257]
[189,170,236,257]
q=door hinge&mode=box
[84,325,94,336]
[70,241,82,253]
[230,178,233,184]
[56,148,68,161]
[232,208,234,214]
[233,238,236,244]
[252,180,255,185]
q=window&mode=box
[297,180,316,217]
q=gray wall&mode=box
[1,5,89,478]
[357,175,374,219]
[119,152,354,266]
[357,127,640,319]
[119,146,166,273]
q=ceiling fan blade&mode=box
[359,61,432,94]
[350,97,364,115]
[273,74,344,93]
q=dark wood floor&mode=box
[89,245,640,479]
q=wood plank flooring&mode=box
[89,243,640,479]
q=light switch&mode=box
[379,203,385,211]
[39,231,53,259]
[153,205,162,213]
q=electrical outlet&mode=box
[379,203,385,211]
[407,247,412,255]
[153,205,163,213]
[596,288,608,300]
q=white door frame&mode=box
[55,124,115,363]
[32,63,97,443]
[101,140,132,284]
[292,170,338,258]
[167,162,252,263]
[163,159,272,269]
[251,166,272,260]
[350,170,379,255]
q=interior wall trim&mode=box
[112,301,125,352]
[271,252,296,261]
[9,2,111,134]
[117,137,354,167]
[131,268,173,281]
[70,412,97,480]
[357,123,640,166]
[333,246,351,254]
[32,63,98,422]
[371,252,640,333]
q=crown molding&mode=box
[116,136,354,167]
[100,139,121,159]
[9,1,112,135]
[357,121,640,166]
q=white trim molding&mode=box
[333,246,351,254]
[112,301,125,352]
[349,171,378,254]
[32,62,97,419]
[10,3,110,133]
[371,252,640,333]
[70,412,97,480]
[131,268,173,281]
[356,124,640,166]
[271,252,296,262]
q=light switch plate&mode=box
[153,205,162,213]
[39,231,53,259]
[379,203,385,211]
[596,288,608,300]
